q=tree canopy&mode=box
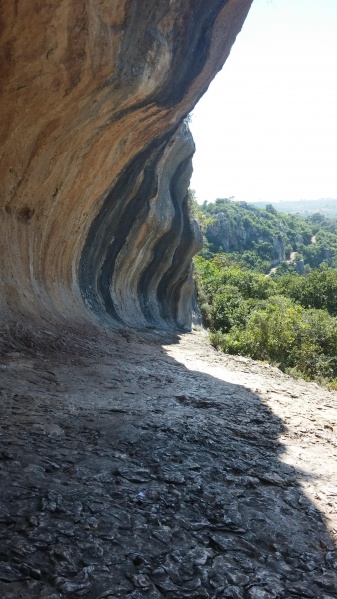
[192,197,337,389]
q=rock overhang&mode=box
[0,0,253,331]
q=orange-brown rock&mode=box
[0,0,252,330]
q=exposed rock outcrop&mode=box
[205,210,286,264]
[0,0,252,331]
[79,124,203,330]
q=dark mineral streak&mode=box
[0,0,252,329]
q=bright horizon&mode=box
[189,0,337,204]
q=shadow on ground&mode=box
[0,327,336,598]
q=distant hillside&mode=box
[192,198,337,274]
[250,198,337,217]
[192,198,337,387]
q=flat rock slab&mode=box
[0,328,336,598]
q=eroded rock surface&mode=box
[0,0,252,330]
[0,329,336,598]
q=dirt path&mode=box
[0,327,337,598]
[267,252,297,277]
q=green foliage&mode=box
[277,268,337,316]
[194,256,277,315]
[193,197,337,272]
[212,296,306,365]
[192,198,337,387]
[209,296,337,385]
[211,289,256,333]
[194,253,337,388]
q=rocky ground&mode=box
[0,326,337,598]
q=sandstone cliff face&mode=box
[0,0,252,330]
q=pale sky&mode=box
[189,0,337,204]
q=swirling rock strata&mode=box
[0,0,252,330]
[80,124,202,330]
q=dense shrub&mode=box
[195,255,337,388]
[192,199,337,388]
[277,268,337,316]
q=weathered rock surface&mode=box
[0,329,336,598]
[0,0,252,330]
[205,212,286,266]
